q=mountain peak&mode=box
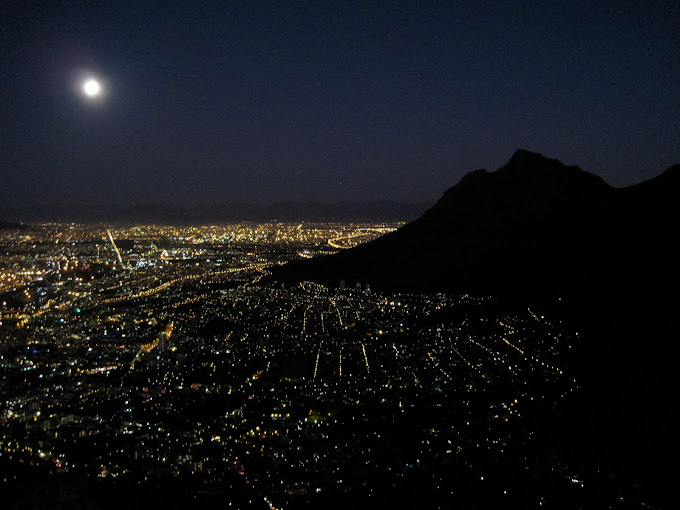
[509,148,548,161]
[433,149,611,214]
[452,150,559,194]
[493,149,613,194]
[272,150,676,295]
[503,149,574,174]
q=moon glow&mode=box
[82,79,101,97]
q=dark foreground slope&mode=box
[271,150,679,506]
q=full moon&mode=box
[82,78,101,97]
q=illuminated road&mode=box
[102,263,269,304]
[327,227,395,249]
[106,229,125,267]
[328,233,365,249]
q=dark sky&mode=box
[1,1,678,207]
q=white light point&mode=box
[82,79,101,97]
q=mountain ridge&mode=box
[270,149,675,296]
[269,150,678,505]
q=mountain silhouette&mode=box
[272,149,676,297]
[271,149,678,506]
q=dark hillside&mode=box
[270,150,678,506]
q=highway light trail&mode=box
[314,341,323,379]
[106,229,124,267]
[527,308,541,322]
[328,233,364,249]
[302,304,312,336]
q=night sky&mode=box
[1,1,678,208]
